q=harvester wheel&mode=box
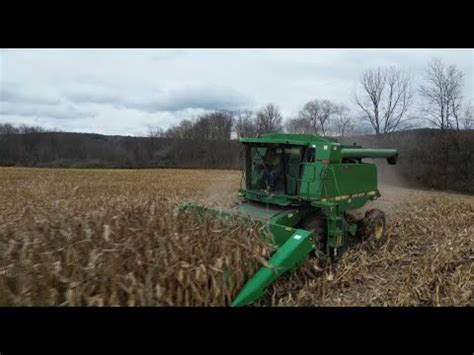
[301,215,327,254]
[357,209,387,245]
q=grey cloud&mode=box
[0,86,60,105]
[2,49,471,136]
[126,85,255,113]
[64,86,122,105]
[63,83,255,113]
[1,83,95,120]
[0,102,96,120]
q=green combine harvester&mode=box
[180,133,398,306]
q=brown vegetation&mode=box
[0,168,275,306]
[272,190,473,306]
[0,168,472,306]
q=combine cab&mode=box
[179,133,398,306]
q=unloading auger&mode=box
[179,133,398,306]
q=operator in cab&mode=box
[262,149,283,191]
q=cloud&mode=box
[0,84,95,120]
[63,82,255,113]
[1,80,252,125]
[63,84,122,106]
[0,102,96,120]
[0,85,60,105]
[1,49,472,136]
[127,84,255,113]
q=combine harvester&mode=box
[180,133,398,306]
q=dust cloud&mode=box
[202,172,242,208]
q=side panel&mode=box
[241,189,292,206]
[298,162,323,198]
[321,163,378,198]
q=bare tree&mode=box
[146,126,165,159]
[330,105,355,138]
[461,102,473,130]
[18,124,46,134]
[165,119,194,139]
[419,58,465,131]
[234,110,257,138]
[0,123,18,134]
[164,111,233,141]
[289,100,355,137]
[255,104,283,135]
[418,58,468,189]
[354,66,413,135]
[298,99,336,136]
[147,126,165,138]
[285,116,313,134]
[200,111,233,141]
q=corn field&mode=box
[0,168,473,306]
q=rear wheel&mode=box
[357,209,387,246]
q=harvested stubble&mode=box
[272,195,474,306]
[0,168,274,306]
[1,168,473,306]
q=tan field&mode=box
[0,167,472,306]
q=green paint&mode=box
[177,133,398,306]
[231,229,314,307]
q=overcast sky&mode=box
[0,49,472,136]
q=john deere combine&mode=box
[180,133,398,306]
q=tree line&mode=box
[1,57,473,192]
